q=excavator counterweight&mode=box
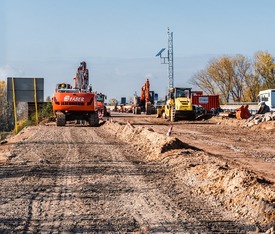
[52,61,99,126]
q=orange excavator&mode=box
[133,79,155,115]
[52,61,99,126]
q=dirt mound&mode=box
[180,159,275,224]
[102,122,186,160]
[104,120,275,227]
[0,126,38,164]
[251,121,275,131]
[211,116,275,131]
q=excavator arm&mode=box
[74,61,89,90]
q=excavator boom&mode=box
[74,61,89,90]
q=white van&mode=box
[258,89,275,111]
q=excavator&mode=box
[52,61,99,126]
[157,87,196,121]
[133,79,155,115]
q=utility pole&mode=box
[156,27,174,89]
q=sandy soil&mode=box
[0,113,274,233]
[113,114,275,183]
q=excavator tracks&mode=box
[88,112,99,127]
[56,111,66,126]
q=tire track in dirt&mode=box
[19,126,84,233]
[21,127,68,233]
[38,127,86,233]
[0,124,268,233]
[94,127,249,233]
[98,135,186,232]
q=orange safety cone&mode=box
[166,125,173,136]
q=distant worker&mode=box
[257,101,270,114]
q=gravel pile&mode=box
[245,112,275,127]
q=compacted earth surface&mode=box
[0,112,274,233]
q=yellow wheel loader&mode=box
[159,87,196,121]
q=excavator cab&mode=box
[55,83,72,92]
[175,88,190,98]
[149,91,155,105]
[97,93,110,117]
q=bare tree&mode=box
[108,98,118,106]
[231,55,251,102]
[243,74,261,102]
[254,51,275,89]
[190,69,216,94]
[207,57,234,103]
[0,81,9,131]
[45,96,51,102]
[191,55,260,103]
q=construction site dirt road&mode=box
[0,112,274,233]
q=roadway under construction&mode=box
[0,112,274,233]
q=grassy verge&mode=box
[16,102,54,134]
[0,132,10,141]
[0,103,54,141]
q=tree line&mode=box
[190,51,275,104]
[0,81,10,131]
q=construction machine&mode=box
[133,79,155,115]
[158,87,196,121]
[52,61,99,126]
[97,93,110,118]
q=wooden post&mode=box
[12,78,18,133]
[34,78,39,125]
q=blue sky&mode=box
[1,0,275,102]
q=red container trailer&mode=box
[191,95,220,112]
[191,91,203,96]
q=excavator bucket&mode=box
[236,105,251,120]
